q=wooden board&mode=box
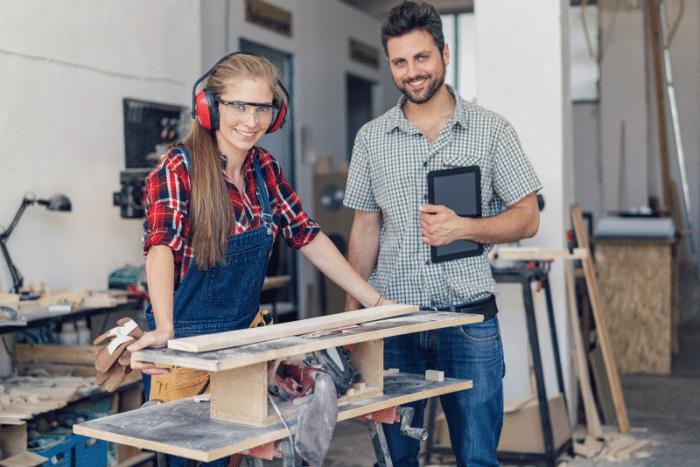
[74,372,472,462]
[15,343,103,365]
[135,311,483,372]
[571,203,630,434]
[565,261,602,437]
[167,304,419,353]
[494,247,589,261]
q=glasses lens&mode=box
[222,101,274,124]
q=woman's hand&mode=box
[127,329,173,375]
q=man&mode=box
[343,2,542,466]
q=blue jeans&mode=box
[382,316,505,467]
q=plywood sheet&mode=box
[73,372,472,462]
[595,241,673,374]
[167,304,418,353]
[134,311,483,372]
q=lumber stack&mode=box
[0,375,98,425]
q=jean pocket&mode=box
[457,318,500,343]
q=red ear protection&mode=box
[191,52,289,134]
[194,88,220,131]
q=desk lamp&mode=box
[0,193,72,295]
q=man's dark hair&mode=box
[380,1,445,56]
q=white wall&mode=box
[600,9,648,215]
[0,0,200,294]
[475,0,573,410]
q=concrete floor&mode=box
[314,271,700,467]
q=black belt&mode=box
[420,294,498,320]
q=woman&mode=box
[127,53,388,408]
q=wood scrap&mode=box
[616,439,652,461]
[83,290,119,308]
[0,451,49,467]
[503,394,537,413]
[37,288,86,307]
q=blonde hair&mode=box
[180,53,282,270]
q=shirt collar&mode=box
[384,84,468,134]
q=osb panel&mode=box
[595,242,672,374]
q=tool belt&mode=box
[420,294,498,320]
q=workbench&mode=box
[74,307,483,463]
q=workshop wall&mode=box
[0,0,200,293]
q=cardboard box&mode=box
[497,393,571,454]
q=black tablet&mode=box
[427,166,483,263]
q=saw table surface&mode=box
[74,372,471,462]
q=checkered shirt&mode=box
[143,145,319,289]
[344,86,543,307]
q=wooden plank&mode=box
[74,372,472,462]
[565,261,603,437]
[0,451,48,467]
[167,304,419,353]
[495,247,589,261]
[135,311,483,372]
[15,343,103,365]
[571,203,630,434]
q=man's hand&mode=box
[418,204,464,246]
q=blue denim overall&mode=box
[144,148,274,467]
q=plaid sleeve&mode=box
[344,126,381,212]
[264,156,319,249]
[492,121,543,207]
[142,150,192,258]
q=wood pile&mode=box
[570,431,652,463]
[0,374,98,425]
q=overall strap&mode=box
[252,155,274,231]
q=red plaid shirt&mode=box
[143,146,319,289]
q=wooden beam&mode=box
[136,311,483,372]
[167,304,419,353]
[494,247,588,261]
[565,261,603,438]
[571,204,630,434]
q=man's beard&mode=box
[398,65,446,105]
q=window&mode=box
[441,11,477,102]
[443,3,600,103]
[570,3,599,100]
